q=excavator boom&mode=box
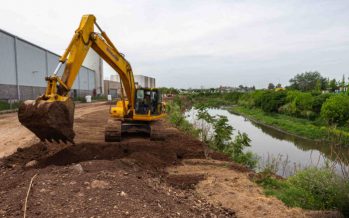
[18,15,141,143]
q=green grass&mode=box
[256,168,349,215]
[230,106,326,140]
[229,106,349,145]
[0,101,20,111]
[166,101,200,137]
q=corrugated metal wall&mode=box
[0,29,96,100]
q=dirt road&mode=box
[0,102,108,158]
[0,102,340,217]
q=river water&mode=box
[186,108,349,177]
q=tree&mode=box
[321,95,349,125]
[315,79,321,92]
[341,74,345,92]
[268,83,275,90]
[289,71,327,91]
[329,79,337,92]
[260,91,287,113]
[276,83,282,88]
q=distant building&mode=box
[134,75,156,88]
[0,28,102,101]
[104,80,121,98]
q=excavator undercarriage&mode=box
[104,118,167,142]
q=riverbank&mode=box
[167,98,349,216]
[229,106,349,146]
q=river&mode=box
[186,108,349,177]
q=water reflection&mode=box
[186,108,349,177]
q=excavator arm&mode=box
[18,15,136,143]
[49,14,135,113]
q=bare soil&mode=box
[0,102,342,217]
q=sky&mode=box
[0,0,348,89]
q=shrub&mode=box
[260,91,287,113]
[223,92,243,104]
[212,115,234,151]
[257,168,349,215]
[238,93,255,108]
[0,101,20,111]
[312,93,332,114]
[288,168,349,213]
[166,101,199,137]
[321,95,349,125]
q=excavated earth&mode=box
[0,102,342,217]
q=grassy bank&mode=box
[229,106,326,140]
[229,106,349,144]
[255,168,349,216]
[169,96,349,216]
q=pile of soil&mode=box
[0,107,237,217]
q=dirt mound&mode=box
[0,159,236,217]
[167,173,206,189]
[0,104,237,217]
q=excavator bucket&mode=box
[18,97,75,144]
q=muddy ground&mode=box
[0,102,341,217]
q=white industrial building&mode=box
[0,28,103,100]
[134,75,156,88]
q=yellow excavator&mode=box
[18,14,166,143]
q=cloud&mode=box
[1,0,348,88]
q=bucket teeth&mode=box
[18,98,76,144]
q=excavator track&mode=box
[105,118,122,142]
[150,121,168,141]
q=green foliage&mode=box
[212,115,234,151]
[288,168,349,211]
[268,83,275,90]
[312,93,332,114]
[256,176,316,209]
[231,106,326,140]
[223,92,243,104]
[166,101,199,137]
[195,107,258,169]
[0,101,20,111]
[321,95,349,125]
[191,91,243,108]
[279,91,315,119]
[224,132,259,169]
[73,96,87,103]
[158,87,180,95]
[329,79,338,92]
[92,95,108,101]
[257,168,349,215]
[259,91,287,113]
[289,71,327,91]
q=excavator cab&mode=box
[135,88,163,115]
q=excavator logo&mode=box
[106,47,119,61]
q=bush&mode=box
[0,101,20,111]
[166,101,199,137]
[223,92,243,104]
[279,91,315,119]
[260,91,287,113]
[288,168,349,213]
[257,168,349,215]
[321,95,349,125]
[312,93,332,114]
